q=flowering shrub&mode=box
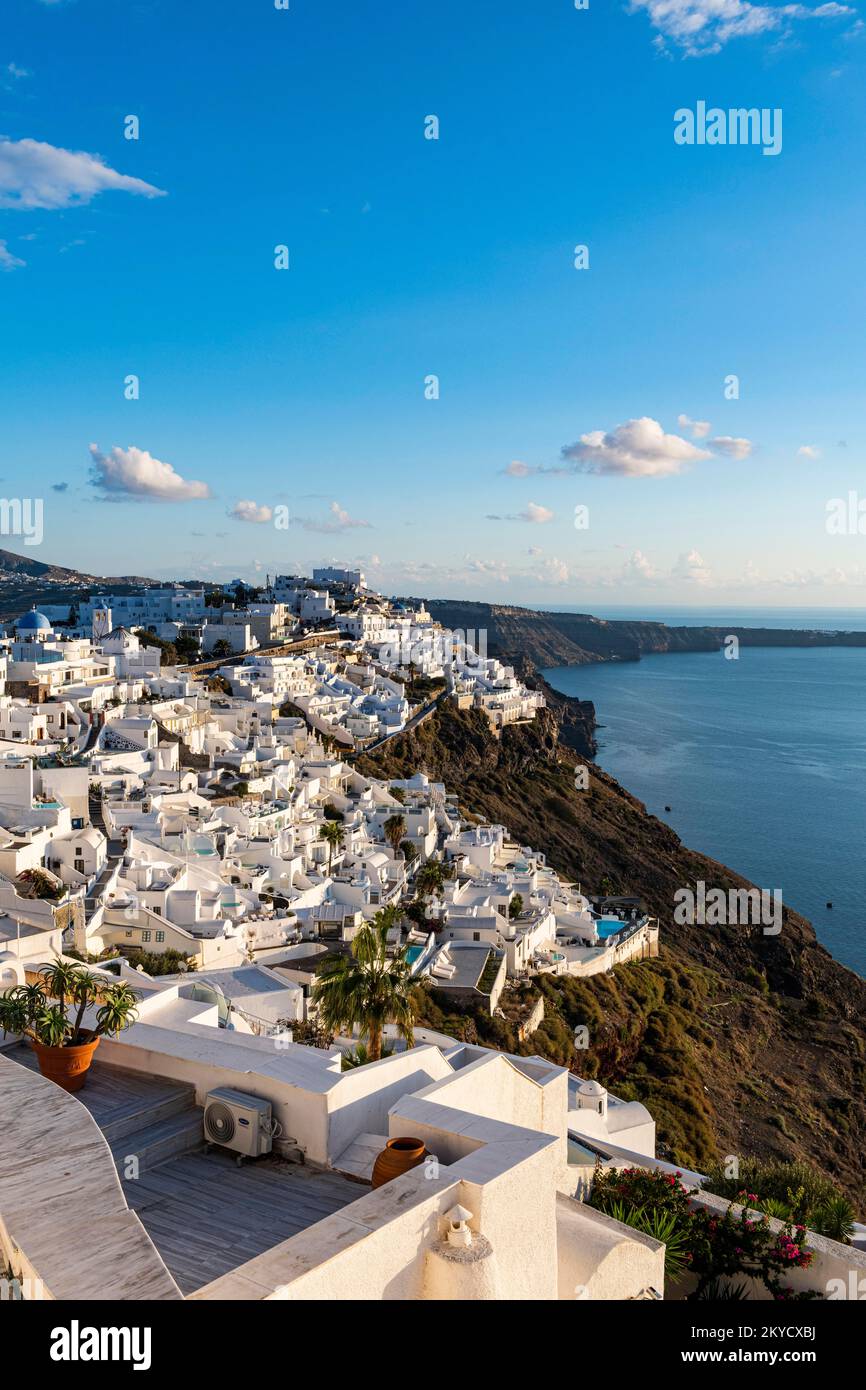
[590,1165,692,1219]
[689,1196,816,1301]
[588,1166,818,1300]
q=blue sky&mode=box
[1,0,865,606]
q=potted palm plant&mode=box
[0,960,139,1093]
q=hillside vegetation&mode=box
[358,700,866,1203]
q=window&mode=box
[156,931,165,943]
[473,931,481,942]
[141,930,151,943]
[152,906,161,916]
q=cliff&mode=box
[424,599,866,672]
[357,700,866,1204]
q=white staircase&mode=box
[333,1132,389,1182]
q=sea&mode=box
[540,609,866,977]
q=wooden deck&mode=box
[3,1042,361,1296]
[123,1148,360,1295]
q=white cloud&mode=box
[523,502,554,523]
[672,549,713,585]
[0,138,166,210]
[0,240,25,270]
[487,501,554,523]
[798,444,821,459]
[561,417,711,477]
[503,416,753,481]
[623,549,658,580]
[230,499,273,524]
[89,444,212,501]
[707,435,753,460]
[297,501,371,533]
[628,0,854,57]
[6,63,31,80]
[540,556,570,585]
[677,413,712,439]
[465,557,510,583]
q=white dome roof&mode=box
[578,1078,606,1097]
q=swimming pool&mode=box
[595,916,624,940]
[405,945,424,965]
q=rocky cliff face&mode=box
[357,700,866,1204]
[425,599,866,672]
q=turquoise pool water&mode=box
[595,917,625,940]
[405,945,423,965]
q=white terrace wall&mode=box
[683,1190,866,1302]
[454,1131,561,1298]
[325,1046,454,1162]
[99,1026,334,1165]
[101,1028,457,1170]
[403,1053,569,1153]
[556,1193,665,1300]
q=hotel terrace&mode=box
[0,581,863,1302]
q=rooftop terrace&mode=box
[3,1043,360,1296]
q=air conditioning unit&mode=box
[203,1087,274,1161]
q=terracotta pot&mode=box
[371,1136,427,1189]
[32,1033,100,1093]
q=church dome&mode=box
[16,608,51,632]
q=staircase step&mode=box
[111,1108,204,1176]
[100,1086,197,1144]
[333,1131,388,1182]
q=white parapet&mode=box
[424,1233,500,1300]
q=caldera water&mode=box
[543,641,866,977]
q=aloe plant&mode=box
[0,963,139,1047]
[810,1196,855,1244]
[606,1199,691,1281]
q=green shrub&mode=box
[701,1158,853,1241]
[589,1165,817,1300]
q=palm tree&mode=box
[415,858,451,903]
[311,913,415,1062]
[319,820,343,874]
[341,1040,394,1070]
[383,814,407,855]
